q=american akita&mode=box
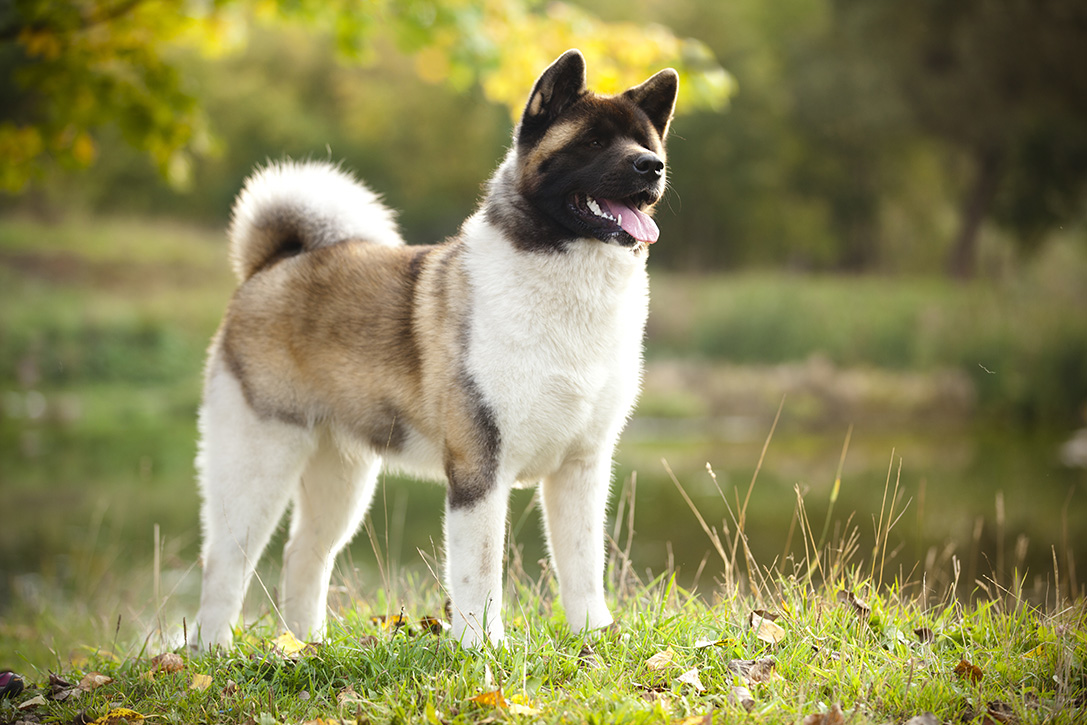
[190,49,678,649]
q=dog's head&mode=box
[496,49,679,251]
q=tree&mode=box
[839,0,1087,278]
[0,0,734,194]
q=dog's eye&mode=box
[585,137,604,149]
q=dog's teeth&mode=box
[585,196,616,222]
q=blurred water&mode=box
[1,416,1084,623]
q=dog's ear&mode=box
[624,69,679,139]
[518,49,587,143]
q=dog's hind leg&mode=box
[190,366,317,650]
[280,431,380,642]
[540,454,615,634]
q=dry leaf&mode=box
[150,652,184,673]
[78,672,113,691]
[727,657,780,684]
[18,694,47,710]
[749,612,786,645]
[221,679,238,698]
[677,667,705,692]
[904,713,939,725]
[728,684,755,712]
[419,616,448,635]
[47,673,80,701]
[579,643,604,670]
[645,647,675,671]
[695,636,736,649]
[954,657,984,684]
[90,707,146,724]
[986,700,1016,723]
[675,715,712,725]
[337,685,363,706]
[371,614,409,631]
[837,590,871,618]
[190,674,213,691]
[469,689,508,708]
[803,703,845,725]
[914,627,935,644]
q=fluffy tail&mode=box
[228,160,404,282]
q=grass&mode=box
[2,463,1085,725]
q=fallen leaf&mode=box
[903,713,939,725]
[190,673,213,691]
[337,685,363,706]
[751,608,780,622]
[803,703,845,725]
[222,679,238,698]
[986,700,1016,723]
[728,685,755,712]
[727,657,780,684]
[914,627,935,644]
[150,652,184,673]
[508,695,541,716]
[675,715,712,725]
[579,643,604,670]
[47,672,80,701]
[90,706,145,724]
[695,636,737,649]
[837,590,871,618]
[954,657,984,684]
[645,647,675,671]
[78,672,113,691]
[272,631,308,658]
[371,614,409,631]
[419,616,448,635]
[469,689,508,708]
[677,667,705,692]
[17,694,47,710]
[749,612,786,645]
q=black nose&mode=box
[633,152,664,177]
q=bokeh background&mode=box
[2,0,1085,666]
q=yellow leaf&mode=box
[190,673,213,691]
[272,631,307,657]
[645,647,675,671]
[508,694,541,716]
[469,689,508,708]
[91,707,146,724]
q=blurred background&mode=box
[2,0,1085,663]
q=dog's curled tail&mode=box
[228,160,404,282]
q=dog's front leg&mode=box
[444,468,508,647]
[541,454,615,634]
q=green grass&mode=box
[2,504,1084,724]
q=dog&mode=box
[189,49,678,649]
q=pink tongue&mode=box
[598,198,659,244]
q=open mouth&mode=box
[568,192,660,245]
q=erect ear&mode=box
[623,68,679,139]
[518,49,587,142]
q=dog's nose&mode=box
[633,152,664,177]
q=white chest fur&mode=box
[461,215,649,483]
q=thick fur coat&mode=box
[190,50,678,648]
